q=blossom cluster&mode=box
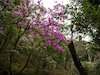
[13,0,70,52]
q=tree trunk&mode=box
[19,51,32,73]
[68,41,88,75]
[55,62,59,69]
[8,53,12,75]
[34,58,40,75]
[65,54,70,71]
[88,53,92,62]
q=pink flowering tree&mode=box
[13,0,87,74]
[0,0,69,74]
[0,0,87,75]
[12,0,69,52]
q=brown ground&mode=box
[37,69,70,75]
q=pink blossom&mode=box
[62,15,67,19]
[17,5,23,9]
[55,1,57,3]
[13,11,22,17]
[31,32,34,35]
[53,44,64,52]
[71,36,73,40]
[38,1,41,4]
[23,7,28,11]
[60,17,62,20]
[23,37,28,41]
[5,2,10,6]
[0,27,3,30]
[72,61,74,64]
[67,41,69,45]
[29,38,33,41]
[35,34,39,38]
[18,21,25,28]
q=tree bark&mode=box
[88,53,92,62]
[19,51,32,73]
[68,41,88,75]
[8,53,13,75]
[34,58,40,75]
[65,54,70,71]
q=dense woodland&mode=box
[0,0,100,75]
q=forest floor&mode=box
[37,69,70,75]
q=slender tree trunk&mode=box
[93,55,97,62]
[68,41,88,75]
[19,51,32,73]
[8,53,13,75]
[34,58,40,75]
[88,53,92,62]
[55,62,59,69]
